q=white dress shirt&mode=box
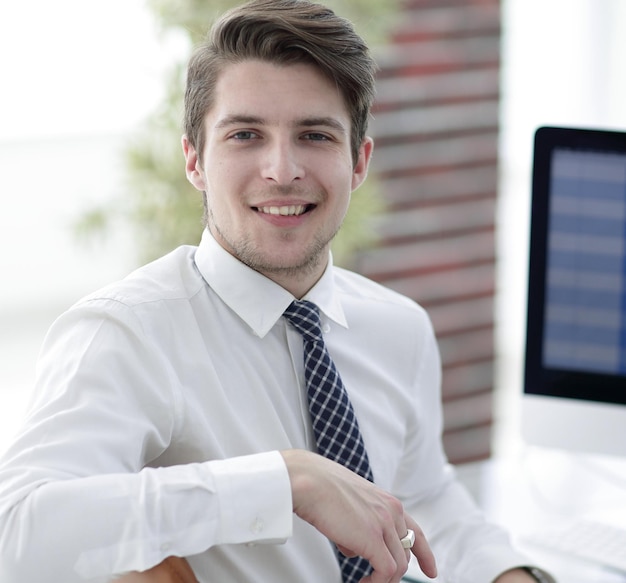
[0,229,531,582]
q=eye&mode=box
[303,132,331,142]
[231,130,259,141]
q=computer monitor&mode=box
[522,126,626,457]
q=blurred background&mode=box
[1,0,626,463]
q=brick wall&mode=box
[356,0,501,464]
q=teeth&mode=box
[259,205,307,216]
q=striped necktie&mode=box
[284,300,374,582]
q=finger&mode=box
[384,510,412,580]
[360,546,397,583]
[396,517,412,564]
[405,516,437,579]
[361,523,410,583]
[365,501,412,583]
[360,528,411,583]
[383,524,410,582]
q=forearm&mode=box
[0,453,291,583]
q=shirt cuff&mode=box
[209,450,293,545]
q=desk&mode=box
[403,447,626,582]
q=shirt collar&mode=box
[194,229,347,337]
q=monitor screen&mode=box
[523,126,626,456]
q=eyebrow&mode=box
[214,114,348,135]
[214,115,264,129]
[299,117,348,135]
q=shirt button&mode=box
[322,323,331,334]
[250,517,264,534]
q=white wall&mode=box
[495,0,626,454]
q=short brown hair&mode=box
[184,0,376,165]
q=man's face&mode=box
[183,59,372,294]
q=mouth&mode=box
[253,204,315,216]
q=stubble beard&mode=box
[208,211,342,281]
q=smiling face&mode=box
[183,59,373,297]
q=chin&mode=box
[253,249,327,276]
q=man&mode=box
[0,1,552,582]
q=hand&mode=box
[281,449,437,582]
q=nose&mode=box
[261,137,305,185]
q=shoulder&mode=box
[332,266,431,328]
[75,245,204,311]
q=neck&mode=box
[206,224,331,298]
[257,258,328,299]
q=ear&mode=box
[182,135,207,191]
[351,137,374,192]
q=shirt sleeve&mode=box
[0,299,293,583]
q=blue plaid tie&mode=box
[284,300,374,583]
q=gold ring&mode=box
[400,529,415,549]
